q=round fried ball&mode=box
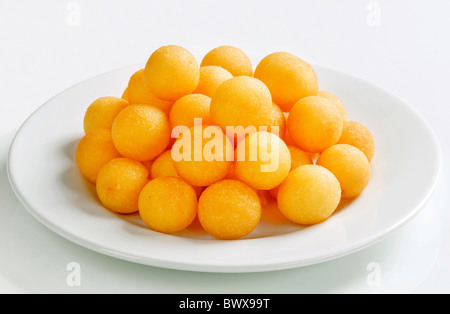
[144,45,200,101]
[172,125,233,186]
[150,150,204,198]
[96,158,149,214]
[287,145,313,169]
[278,165,341,225]
[198,180,261,240]
[317,144,371,199]
[261,198,290,224]
[268,145,313,198]
[127,69,173,115]
[169,94,212,129]
[112,104,170,161]
[83,97,128,134]
[267,103,286,139]
[121,88,128,101]
[338,120,375,162]
[235,131,291,190]
[282,112,296,146]
[76,129,121,184]
[317,91,347,120]
[193,66,233,97]
[150,150,178,179]
[254,52,318,112]
[210,76,273,136]
[139,177,197,234]
[201,46,253,77]
[288,96,344,153]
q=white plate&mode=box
[7,63,441,273]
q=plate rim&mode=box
[6,63,443,273]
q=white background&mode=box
[0,0,449,293]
